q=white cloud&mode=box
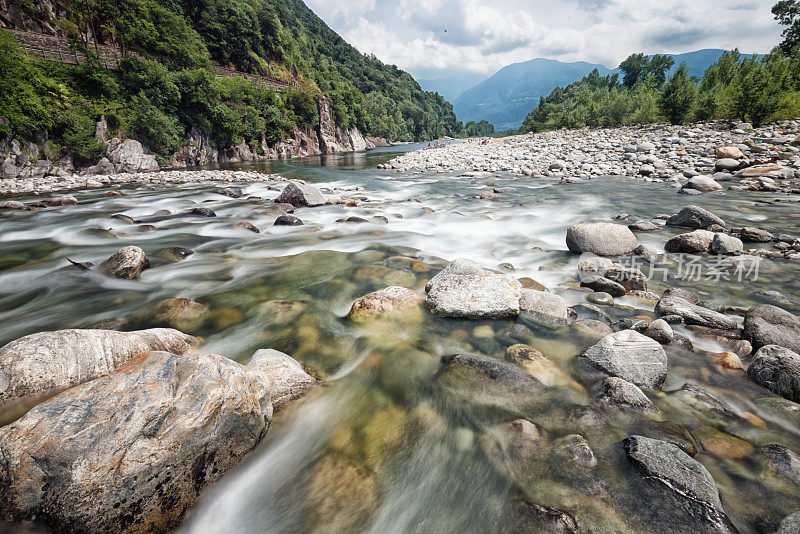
[305,0,783,79]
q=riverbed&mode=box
[1,143,800,533]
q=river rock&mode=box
[655,296,738,330]
[581,277,626,297]
[714,158,740,171]
[0,328,196,413]
[777,511,800,534]
[747,345,800,402]
[664,230,714,254]
[710,233,743,255]
[98,245,151,279]
[42,195,78,207]
[578,330,668,388]
[665,206,725,229]
[246,349,317,410]
[623,435,736,534]
[644,319,674,344]
[739,227,774,243]
[566,222,638,256]
[683,176,723,192]
[215,187,244,198]
[716,146,744,159]
[438,354,545,413]
[425,258,486,292]
[508,500,581,534]
[274,214,303,226]
[518,290,570,328]
[274,182,326,207]
[761,444,800,485]
[598,377,658,413]
[0,350,274,532]
[346,286,424,322]
[0,201,29,211]
[124,298,209,333]
[426,273,522,319]
[743,304,800,353]
[189,207,217,217]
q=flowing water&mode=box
[1,143,800,533]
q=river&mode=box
[1,143,799,533]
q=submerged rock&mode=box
[124,298,209,333]
[761,444,800,486]
[598,377,658,413]
[0,350,276,533]
[426,273,521,320]
[507,499,581,534]
[578,330,668,388]
[98,245,151,280]
[0,328,196,412]
[623,435,736,534]
[747,345,800,402]
[566,222,638,256]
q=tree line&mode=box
[521,2,800,133]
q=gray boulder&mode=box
[426,273,522,319]
[566,222,638,256]
[99,245,151,280]
[644,319,674,344]
[347,286,424,322]
[106,139,159,173]
[762,444,800,486]
[598,377,658,413]
[747,345,800,402]
[0,328,196,413]
[776,511,800,534]
[578,330,668,388]
[739,227,774,243]
[623,436,736,534]
[246,349,318,410]
[710,233,743,255]
[274,182,327,207]
[743,304,800,353]
[714,159,740,171]
[518,290,570,328]
[425,258,486,292]
[655,296,738,330]
[665,206,725,229]
[508,500,581,534]
[0,350,280,532]
[664,230,714,254]
[683,176,723,192]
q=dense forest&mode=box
[521,1,800,133]
[0,0,463,164]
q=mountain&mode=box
[453,59,614,131]
[417,73,487,102]
[452,49,746,131]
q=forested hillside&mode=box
[0,0,461,166]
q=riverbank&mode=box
[381,121,800,185]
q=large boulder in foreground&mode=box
[0,328,196,413]
[246,349,318,410]
[743,304,800,353]
[578,330,668,388]
[0,350,275,533]
[274,182,326,207]
[566,222,638,256]
[623,435,736,534]
[346,286,424,322]
[747,345,800,403]
[99,246,151,280]
[426,273,522,319]
[655,296,738,330]
[665,205,725,229]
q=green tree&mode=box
[773,0,800,54]
[658,64,697,124]
[619,53,649,88]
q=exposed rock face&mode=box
[246,349,318,410]
[105,139,159,173]
[743,304,800,353]
[664,229,715,254]
[623,436,736,534]
[578,330,668,388]
[0,328,196,412]
[655,296,738,330]
[665,206,725,229]
[274,182,327,207]
[565,222,638,256]
[518,290,571,328]
[0,350,274,533]
[747,345,800,402]
[98,245,151,280]
[346,286,424,322]
[426,273,522,319]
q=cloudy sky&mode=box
[305,0,783,80]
